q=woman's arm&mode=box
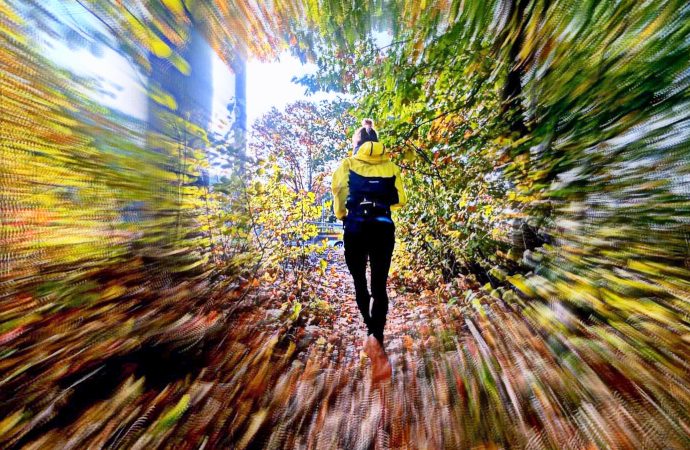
[331,159,351,220]
[390,165,407,210]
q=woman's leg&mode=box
[344,227,372,334]
[368,222,395,345]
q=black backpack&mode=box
[345,170,398,221]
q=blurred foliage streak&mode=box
[0,0,283,444]
[2,0,690,448]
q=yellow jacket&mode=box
[331,141,407,220]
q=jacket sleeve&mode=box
[331,159,350,220]
[391,165,407,210]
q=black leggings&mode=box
[343,219,395,343]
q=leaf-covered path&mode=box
[17,250,689,449]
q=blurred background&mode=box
[1,1,689,448]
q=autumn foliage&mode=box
[2,0,690,448]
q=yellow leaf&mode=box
[150,34,172,58]
[0,410,23,438]
[149,86,178,110]
[162,0,185,16]
[155,394,190,432]
[168,52,191,76]
[238,409,268,450]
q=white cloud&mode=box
[245,52,345,127]
[43,38,148,121]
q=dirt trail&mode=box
[17,251,689,449]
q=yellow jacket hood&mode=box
[353,141,387,163]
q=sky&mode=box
[211,51,345,136]
[43,38,149,121]
[45,37,343,138]
[41,1,386,141]
[39,0,148,120]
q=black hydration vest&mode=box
[346,170,398,221]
